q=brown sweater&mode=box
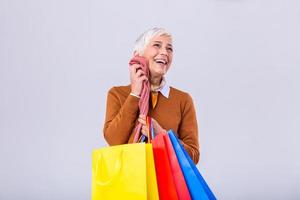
[103,85,200,164]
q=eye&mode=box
[167,47,173,52]
[153,43,161,48]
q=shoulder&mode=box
[108,85,131,96]
[169,87,197,114]
[108,85,130,94]
[169,86,193,102]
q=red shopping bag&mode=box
[163,134,191,200]
[152,133,179,200]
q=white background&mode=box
[1,0,300,199]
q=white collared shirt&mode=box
[151,77,170,98]
[158,81,170,98]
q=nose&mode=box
[159,47,168,56]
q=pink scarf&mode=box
[129,56,150,143]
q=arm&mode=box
[178,94,200,164]
[103,58,148,145]
[103,87,139,145]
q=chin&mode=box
[152,70,166,77]
[149,64,169,77]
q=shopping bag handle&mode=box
[139,116,155,143]
[146,116,156,143]
[95,151,123,186]
[146,116,151,143]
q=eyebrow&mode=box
[152,40,173,47]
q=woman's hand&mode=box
[129,64,148,96]
[152,118,167,135]
[138,114,167,137]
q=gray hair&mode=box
[134,27,172,55]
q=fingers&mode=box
[130,64,147,77]
[129,64,140,73]
[141,124,148,136]
[139,114,146,119]
[130,64,147,83]
[139,117,167,137]
[151,118,167,135]
[139,115,148,136]
[129,63,148,96]
[138,114,146,125]
[135,69,145,78]
[140,75,148,82]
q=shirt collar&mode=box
[150,77,170,98]
[160,82,170,98]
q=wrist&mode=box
[130,92,141,98]
[157,127,167,135]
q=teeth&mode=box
[155,59,167,64]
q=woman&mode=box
[103,27,200,164]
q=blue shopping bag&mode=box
[168,130,217,200]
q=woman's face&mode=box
[140,34,173,78]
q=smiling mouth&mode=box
[154,59,168,65]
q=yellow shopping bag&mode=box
[91,143,159,200]
[146,144,159,200]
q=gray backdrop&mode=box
[1,0,299,199]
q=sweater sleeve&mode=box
[103,87,139,145]
[178,94,200,164]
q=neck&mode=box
[150,76,162,87]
